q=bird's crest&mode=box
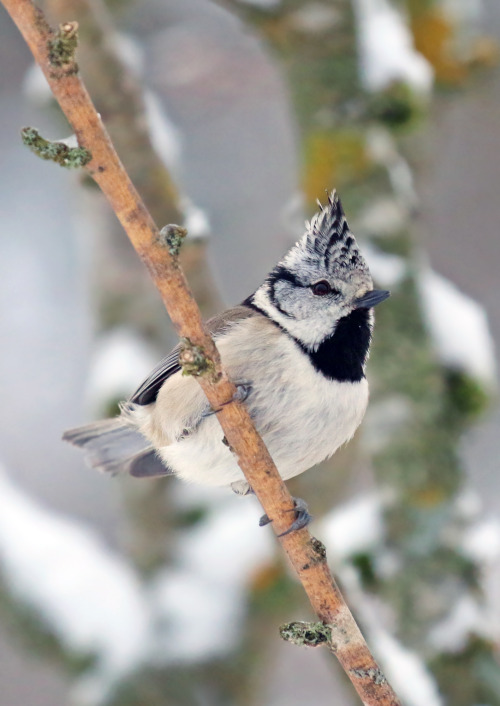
[282,191,370,282]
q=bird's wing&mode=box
[130,305,257,405]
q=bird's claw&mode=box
[259,497,312,537]
[203,383,252,418]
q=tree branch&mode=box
[3,2,401,703]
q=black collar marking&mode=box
[242,298,371,382]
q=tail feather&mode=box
[63,418,172,478]
[127,448,172,478]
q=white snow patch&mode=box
[149,570,243,662]
[363,242,406,287]
[353,0,433,94]
[454,488,482,521]
[149,498,275,663]
[355,197,408,237]
[0,463,276,695]
[0,467,150,695]
[441,0,483,25]
[23,62,52,104]
[179,500,275,587]
[56,134,79,149]
[289,4,341,33]
[366,127,418,208]
[428,594,492,653]
[462,518,500,564]
[144,90,183,174]
[321,494,384,561]
[111,32,145,76]
[374,630,444,706]
[86,327,158,412]
[323,525,443,706]
[181,196,211,239]
[235,0,280,7]
[362,396,413,453]
[144,92,210,238]
[418,268,497,386]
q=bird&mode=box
[63,191,389,533]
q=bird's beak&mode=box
[354,289,391,309]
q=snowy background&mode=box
[1,0,500,704]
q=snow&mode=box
[366,127,418,208]
[418,268,497,385]
[179,499,275,587]
[288,4,341,33]
[111,32,145,76]
[181,195,211,239]
[323,521,443,706]
[362,396,413,454]
[0,464,275,698]
[355,197,408,237]
[454,488,482,521]
[85,327,158,413]
[373,630,444,706]
[440,0,483,25]
[235,0,281,7]
[144,92,211,238]
[461,518,500,564]
[427,594,492,653]
[144,90,183,174]
[320,494,384,561]
[148,494,275,662]
[23,62,52,105]
[363,242,406,287]
[0,466,150,699]
[149,569,243,662]
[353,0,433,94]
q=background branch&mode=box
[2,1,402,704]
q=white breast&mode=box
[149,316,369,488]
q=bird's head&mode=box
[252,191,390,349]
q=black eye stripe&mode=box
[267,265,305,289]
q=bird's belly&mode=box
[158,376,369,488]
[262,377,369,480]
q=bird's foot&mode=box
[203,382,252,418]
[259,497,312,537]
[230,480,253,496]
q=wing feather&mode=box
[130,305,257,405]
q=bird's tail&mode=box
[62,418,170,478]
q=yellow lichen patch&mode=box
[412,485,447,508]
[303,130,370,203]
[468,36,500,69]
[249,563,283,593]
[411,10,467,85]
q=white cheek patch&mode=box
[253,288,339,350]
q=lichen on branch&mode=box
[159,224,188,258]
[280,621,332,647]
[48,20,79,67]
[21,127,91,168]
[179,337,217,380]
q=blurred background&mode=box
[1,0,500,704]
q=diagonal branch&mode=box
[3,2,401,704]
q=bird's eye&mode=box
[312,280,332,296]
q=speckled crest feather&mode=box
[282,191,370,286]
